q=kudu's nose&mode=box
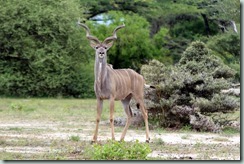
[99,51,105,58]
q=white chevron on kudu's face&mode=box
[78,21,150,143]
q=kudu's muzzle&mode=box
[98,51,105,59]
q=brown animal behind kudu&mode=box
[77,20,152,143]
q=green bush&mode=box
[92,140,151,160]
[0,0,94,98]
[141,41,239,131]
[193,94,239,114]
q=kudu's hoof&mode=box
[146,138,150,143]
[90,140,96,144]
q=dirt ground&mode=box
[0,120,240,160]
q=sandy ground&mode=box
[0,120,240,160]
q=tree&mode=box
[80,0,240,66]
[81,0,153,20]
[152,27,173,65]
[0,0,94,97]
[190,0,240,33]
[141,41,238,131]
[146,0,218,63]
[208,0,240,33]
[85,11,157,71]
[206,32,240,81]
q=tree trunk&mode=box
[201,13,210,37]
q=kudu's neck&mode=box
[95,55,107,86]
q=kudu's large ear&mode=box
[103,40,114,50]
[77,20,101,49]
[103,23,125,50]
[90,41,99,50]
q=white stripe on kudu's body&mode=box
[78,21,150,143]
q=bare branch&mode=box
[230,20,238,33]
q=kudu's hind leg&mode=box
[135,98,150,142]
[109,97,115,140]
[92,99,103,143]
[120,95,132,141]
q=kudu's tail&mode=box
[134,84,156,110]
[128,105,133,117]
[144,84,156,89]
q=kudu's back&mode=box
[107,66,145,101]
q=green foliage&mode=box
[0,0,240,98]
[152,28,172,65]
[209,0,240,23]
[152,15,218,64]
[81,0,240,69]
[180,41,235,78]
[207,32,240,80]
[207,33,240,61]
[184,0,240,24]
[179,41,209,64]
[169,17,205,38]
[92,140,151,160]
[86,11,156,71]
[193,94,239,114]
[151,0,200,18]
[0,0,94,97]
[82,0,153,18]
[141,41,238,131]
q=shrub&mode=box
[141,41,239,132]
[92,140,151,160]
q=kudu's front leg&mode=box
[92,98,103,143]
[109,97,115,140]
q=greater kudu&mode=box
[78,21,150,143]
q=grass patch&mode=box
[154,127,167,134]
[69,135,80,142]
[181,134,191,140]
[148,141,240,160]
[0,137,49,147]
[0,98,124,122]
[8,127,23,131]
[152,138,165,145]
[213,137,229,142]
[193,142,202,149]
[180,125,192,132]
[222,126,239,135]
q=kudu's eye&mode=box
[104,46,107,49]
[95,46,99,49]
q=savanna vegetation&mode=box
[0,0,240,134]
[0,98,240,160]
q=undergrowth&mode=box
[91,140,151,160]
